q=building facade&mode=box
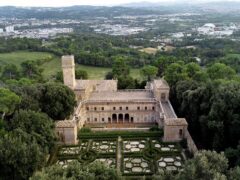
[56,55,193,150]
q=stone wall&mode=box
[56,125,78,145]
[185,130,198,154]
[163,118,188,142]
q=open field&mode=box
[0,51,54,66]
[0,51,141,80]
[225,53,240,58]
[0,51,60,79]
[139,47,158,55]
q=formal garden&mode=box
[48,130,185,177]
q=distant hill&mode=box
[0,6,163,19]
[0,2,240,20]
[120,1,240,13]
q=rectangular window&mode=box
[87,118,90,122]
[152,106,155,110]
[119,107,122,110]
[145,107,147,110]
[137,107,140,110]
[113,107,116,110]
[86,107,89,111]
[126,107,128,110]
[102,107,104,111]
[94,107,97,111]
[102,118,104,122]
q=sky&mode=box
[0,0,239,7]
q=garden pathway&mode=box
[116,136,122,173]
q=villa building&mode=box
[56,55,197,153]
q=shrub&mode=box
[79,127,92,133]
[149,126,162,132]
[78,131,163,140]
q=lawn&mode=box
[0,51,141,80]
[0,51,61,79]
[225,53,240,58]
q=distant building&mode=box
[197,23,215,35]
[172,32,184,38]
[0,28,3,33]
[5,26,14,33]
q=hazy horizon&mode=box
[0,0,240,7]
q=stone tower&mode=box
[62,55,76,89]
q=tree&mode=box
[0,129,44,179]
[225,146,240,168]
[228,166,240,180]
[0,118,6,136]
[208,82,240,150]
[207,63,236,80]
[0,88,21,119]
[112,57,130,78]
[184,62,201,79]
[31,161,120,180]
[21,60,42,79]
[140,65,158,81]
[154,56,176,76]
[176,150,228,180]
[55,71,63,82]
[9,110,56,151]
[105,71,114,80]
[56,70,88,82]
[5,78,34,86]
[75,69,88,79]
[10,84,44,111]
[1,64,19,80]
[117,76,136,89]
[41,83,76,120]
[164,63,187,86]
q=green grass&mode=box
[0,51,141,80]
[76,64,111,80]
[76,64,141,80]
[0,51,53,66]
[0,51,61,79]
[225,53,240,58]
